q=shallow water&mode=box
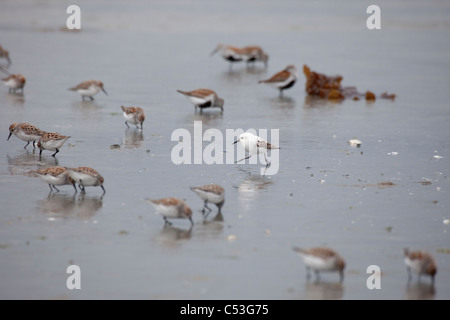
[0,0,449,300]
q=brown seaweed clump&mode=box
[303,65,395,101]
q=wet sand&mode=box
[0,0,449,299]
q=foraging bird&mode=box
[404,248,437,284]
[233,132,279,167]
[121,106,145,129]
[2,74,26,93]
[293,246,346,283]
[190,184,225,217]
[147,197,193,226]
[68,80,108,100]
[258,65,298,96]
[34,166,77,193]
[66,166,106,194]
[7,123,44,149]
[37,132,71,158]
[241,46,269,68]
[210,44,246,68]
[177,88,224,112]
[0,45,11,66]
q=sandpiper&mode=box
[258,65,298,96]
[68,80,108,100]
[121,106,146,129]
[190,184,225,217]
[146,197,193,226]
[66,166,105,194]
[34,166,77,193]
[233,132,279,167]
[242,46,269,68]
[404,248,437,284]
[37,132,71,158]
[0,45,11,66]
[7,123,44,149]
[210,44,246,68]
[293,246,346,283]
[2,74,26,93]
[177,88,224,112]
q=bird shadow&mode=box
[153,224,193,248]
[37,192,103,220]
[7,151,58,175]
[122,128,144,148]
[186,110,223,126]
[303,281,345,300]
[404,282,436,300]
[4,92,25,106]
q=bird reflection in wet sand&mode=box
[122,128,144,148]
[153,224,193,247]
[404,282,436,300]
[7,152,58,175]
[237,169,273,194]
[5,92,25,106]
[38,192,103,220]
[304,281,344,300]
[189,111,223,127]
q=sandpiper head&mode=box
[210,43,224,56]
[96,81,108,95]
[216,97,224,110]
[337,256,346,271]
[233,132,252,145]
[1,48,11,65]
[7,123,17,140]
[18,74,26,83]
[286,65,297,73]
[183,204,192,218]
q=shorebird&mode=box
[34,166,77,193]
[233,132,279,167]
[258,65,298,96]
[2,74,26,93]
[0,45,11,67]
[7,123,44,149]
[177,88,224,112]
[146,197,193,226]
[190,184,225,217]
[66,166,106,194]
[404,248,437,284]
[121,106,145,129]
[242,46,269,68]
[293,246,346,283]
[210,44,246,69]
[37,132,71,158]
[68,80,108,100]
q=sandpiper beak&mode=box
[210,45,221,56]
[7,132,12,141]
[101,87,108,95]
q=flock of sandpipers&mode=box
[1,42,437,286]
